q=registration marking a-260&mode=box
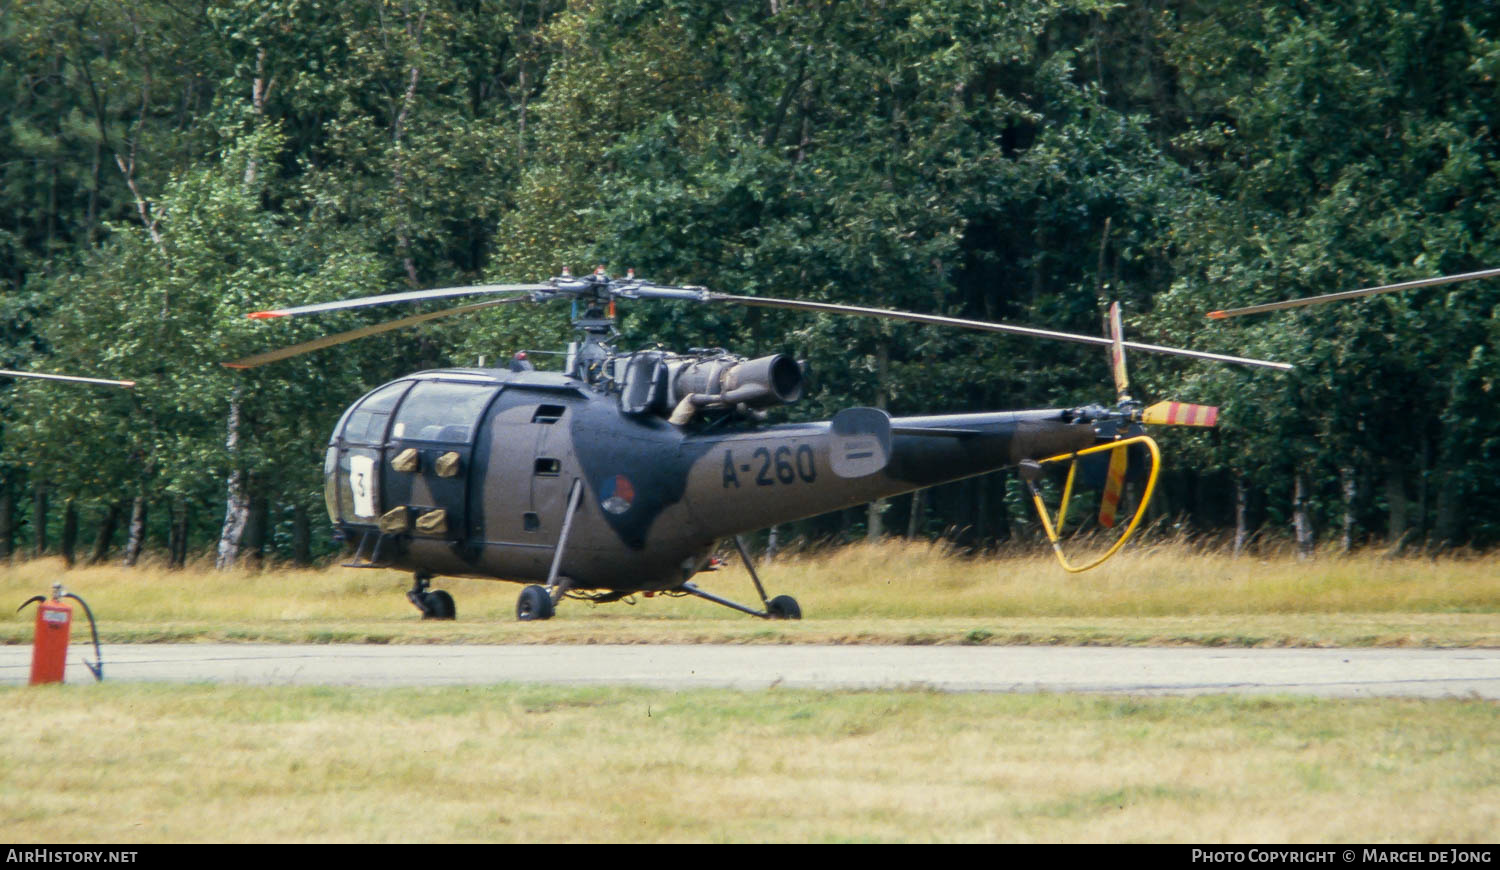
[722,444,817,488]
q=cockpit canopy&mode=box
[330,377,502,447]
[324,374,505,526]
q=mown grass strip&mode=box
[1,682,1494,843]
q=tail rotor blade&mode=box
[1141,401,1219,427]
[1097,443,1129,529]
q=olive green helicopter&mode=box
[227,267,1293,621]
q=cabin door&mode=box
[379,380,499,543]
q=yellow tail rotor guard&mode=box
[1020,434,1161,573]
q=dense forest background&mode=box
[4,0,1500,568]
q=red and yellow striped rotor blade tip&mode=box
[1141,401,1219,427]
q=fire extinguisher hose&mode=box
[62,593,103,681]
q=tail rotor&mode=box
[1023,301,1224,569]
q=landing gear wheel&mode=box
[517,585,555,621]
[766,594,801,620]
[423,589,456,621]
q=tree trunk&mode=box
[1233,474,1249,558]
[1416,429,1431,549]
[1340,466,1357,554]
[1005,474,1030,544]
[32,484,47,558]
[61,500,79,568]
[1432,464,1460,554]
[764,525,778,562]
[122,496,147,567]
[0,478,12,561]
[89,500,125,565]
[864,500,885,542]
[216,393,250,569]
[1293,472,1315,560]
[974,472,991,545]
[169,499,189,570]
[906,489,925,540]
[951,477,975,549]
[292,502,311,566]
[991,471,1011,545]
[1386,460,1409,555]
[244,488,269,569]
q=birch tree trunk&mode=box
[214,55,273,569]
[216,392,249,570]
[1293,471,1315,560]
[122,496,147,567]
[1233,474,1249,558]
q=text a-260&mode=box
[722,444,817,488]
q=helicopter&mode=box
[226,268,1290,622]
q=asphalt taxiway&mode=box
[2,643,1496,697]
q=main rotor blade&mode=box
[1206,267,1500,319]
[223,297,532,369]
[0,370,135,388]
[247,283,551,319]
[706,293,1293,371]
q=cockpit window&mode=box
[390,381,498,443]
[340,381,411,446]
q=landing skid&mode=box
[679,535,801,620]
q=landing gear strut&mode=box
[407,572,456,620]
[515,479,583,622]
[681,535,801,620]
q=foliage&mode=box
[3,0,1500,561]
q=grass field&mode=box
[2,540,1496,647]
[2,541,1496,843]
[1,683,1495,843]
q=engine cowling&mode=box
[669,353,804,410]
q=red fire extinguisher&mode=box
[17,582,102,685]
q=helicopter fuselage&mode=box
[324,367,1098,591]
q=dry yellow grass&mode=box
[1,540,1496,646]
[0,683,1494,843]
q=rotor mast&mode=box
[557,267,620,381]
